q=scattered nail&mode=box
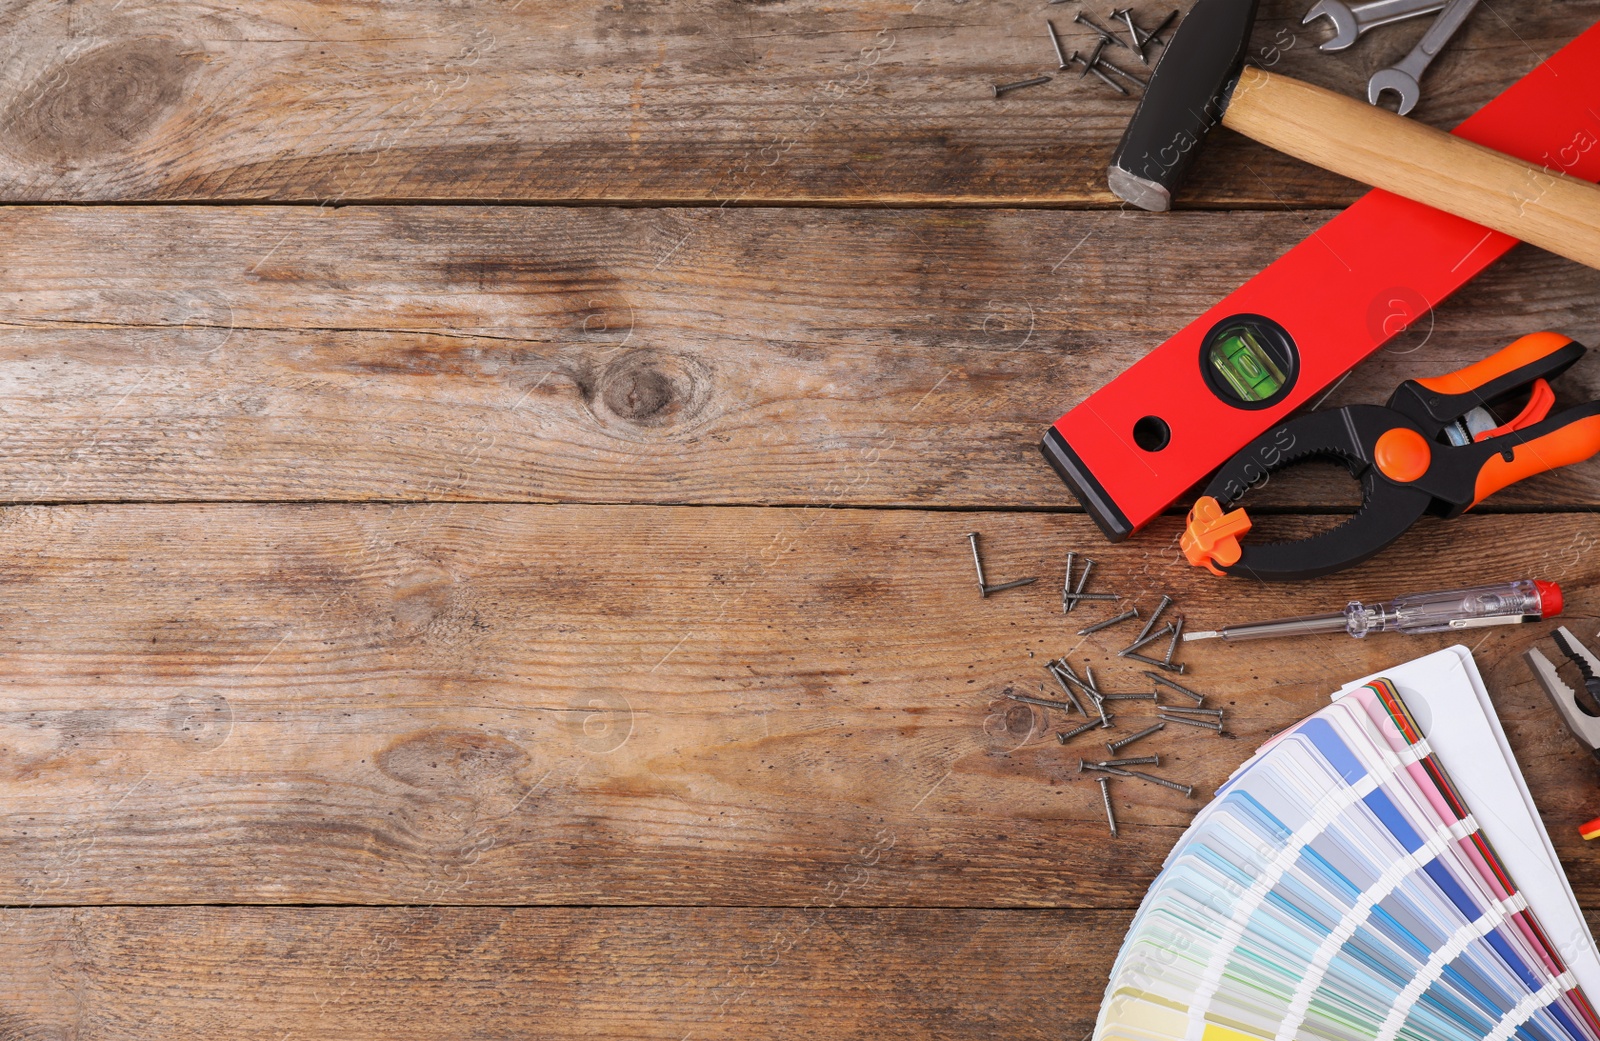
[993,75,1053,98]
[1079,608,1139,636]
[1107,722,1164,754]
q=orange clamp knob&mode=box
[1181,495,1253,577]
[1374,427,1432,483]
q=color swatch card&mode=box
[1096,648,1600,1041]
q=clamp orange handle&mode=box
[1414,331,1575,396]
[1181,496,1253,576]
[1472,413,1600,507]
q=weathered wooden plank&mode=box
[0,503,1595,906]
[0,205,1594,507]
[0,906,1126,1039]
[0,0,1578,205]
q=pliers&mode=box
[1525,627,1600,765]
[1524,627,1600,840]
[1181,331,1600,581]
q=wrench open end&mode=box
[1302,0,1360,52]
[1367,69,1420,116]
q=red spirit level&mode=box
[1042,22,1600,542]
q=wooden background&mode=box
[0,0,1598,1036]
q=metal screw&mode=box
[1098,777,1118,838]
[1069,51,1128,95]
[1158,712,1222,732]
[984,576,1039,594]
[1123,770,1195,797]
[1008,691,1081,715]
[1119,622,1173,657]
[1057,717,1107,743]
[1114,8,1148,62]
[1162,705,1224,718]
[1079,608,1138,636]
[1046,19,1070,68]
[1163,614,1185,665]
[1133,595,1172,646]
[1074,10,1129,49]
[966,533,986,595]
[1107,722,1164,754]
[1144,672,1206,704]
[1099,755,1159,767]
[1127,651,1184,673]
[993,75,1053,98]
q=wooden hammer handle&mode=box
[1223,66,1600,271]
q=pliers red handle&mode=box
[1182,332,1600,581]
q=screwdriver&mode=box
[1184,579,1562,643]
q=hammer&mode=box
[1110,0,1600,270]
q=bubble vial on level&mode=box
[1209,325,1288,402]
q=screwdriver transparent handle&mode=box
[1346,579,1546,636]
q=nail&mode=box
[1007,691,1080,714]
[1063,592,1120,602]
[1163,615,1185,665]
[1093,54,1146,89]
[1158,713,1222,731]
[1057,717,1107,743]
[1074,10,1129,48]
[966,533,986,595]
[1083,762,1133,776]
[1143,672,1206,704]
[1098,777,1118,838]
[1099,755,1159,767]
[1046,18,1069,68]
[1083,665,1100,697]
[983,576,1038,594]
[1133,595,1172,646]
[1116,8,1149,62]
[1124,770,1194,797]
[1118,623,1174,657]
[1099,692,1159,701]
[1072,558,1096,601]
[1044,664,1087,716]
[1079,608,1139,636]
[1107,722,1164,754]
[1062,551,1075,613]
[1161,705,1224,718]
[993,75,1053,98]
[1127,652,1184,673]
[1080,58,1128,95]
[1145,9,1178,47]
[1095,689,1112,728]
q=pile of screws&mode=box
[992,7,1178,100]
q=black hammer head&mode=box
[1107,0,1262,211]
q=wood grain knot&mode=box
[581,348,714,434]
[2,38,198,164]
[160,693,232,752]
[386,564,459,640]
[377,729,529,792]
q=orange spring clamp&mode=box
[1181,496,1253,577]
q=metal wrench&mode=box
[1301,0,1444,53]
[1367,0,1480,115]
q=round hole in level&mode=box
[1133,415,1171,452]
